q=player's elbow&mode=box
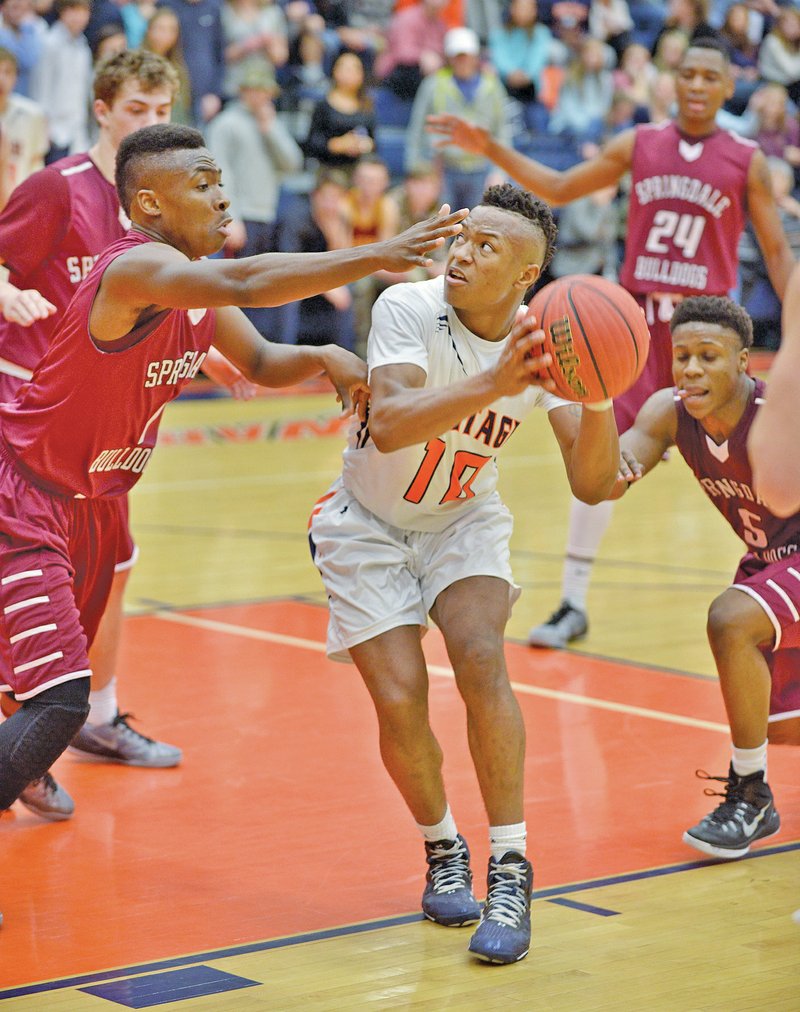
[368,419,402,454]
[570,469,618,505]
[367,407,412,453]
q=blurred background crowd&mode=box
[4,0,800,354]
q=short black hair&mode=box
[683,36,731,67]
[479,183,557,269]
[116,123,206,215]
[670,295,753,349]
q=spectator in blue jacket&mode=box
[162,0,225,124]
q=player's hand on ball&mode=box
[496,313,555,396]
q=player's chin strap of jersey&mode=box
[0,678,89,809]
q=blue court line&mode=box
[546,897,620,917]
[2,839,797,1001]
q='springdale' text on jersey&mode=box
[0,231,216,499]
[619,122,756,297]
[675,378,800,564]
[0,155,126,372]
[342,276,569,532]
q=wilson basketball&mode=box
[527,275,650,403]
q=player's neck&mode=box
[88,135,117,184]
[701,374,754,443]
[674,115,718,139]
[452,302,519,343]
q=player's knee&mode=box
[372,680,429,733]
[8,678,90,783]
[706,591,756,650]
[453,632,504,679]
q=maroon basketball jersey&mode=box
[0,154,125,373]
[675,378,800,563]
[619,122,756,297]
[0,231,216,498]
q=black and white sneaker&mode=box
[683,766,780,859]
[421,835,481,926]
[528,601,588,649]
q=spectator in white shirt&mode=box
[31,0,92,162]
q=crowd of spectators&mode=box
[3,0,800,350]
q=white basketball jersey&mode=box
[342,276,569,532]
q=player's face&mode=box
[95,80,174,153]
[444,206,540,312]
[675,49,734,125]
[672,322,748,420]
[148,149,232,259]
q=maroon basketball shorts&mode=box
[0,453,130,700]
[732,553,800,722]
[613,293,676,434]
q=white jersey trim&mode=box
[60,160,94,177]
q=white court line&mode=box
[154,610,728,734]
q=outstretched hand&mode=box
[378,204,468,271]
[426,114,491,156]
[608,448,643,499]
[321,345,370,420]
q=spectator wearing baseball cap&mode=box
[405,25,511,209]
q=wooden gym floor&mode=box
[0,383,797,1011]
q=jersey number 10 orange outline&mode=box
[403,438,492,505]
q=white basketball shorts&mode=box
[308,478,520,661]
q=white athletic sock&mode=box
[561,497,615,611]
[417,804,459,843]
[489,821,527,860]
[88,676,118,726]
[731,741,768,778]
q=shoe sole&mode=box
[18,800,73,822]
[67,745,181,768]
[423,911,481,927]
[527,629,587,649]
[469,945,530,964]
[682,823,781,860]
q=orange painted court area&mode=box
[2,599,798,989]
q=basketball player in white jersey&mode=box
[309,184,620,964]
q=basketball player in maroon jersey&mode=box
[0,124,466,863]
[0,52,257,822]
[610,295,799,859]
[427,39,796,649]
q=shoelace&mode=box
[427,841,471,895]
[695,770,760,826]
[483,863,529,928]
[30,771,58,793]
[546,603,576,626]
[112,712,157,745]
